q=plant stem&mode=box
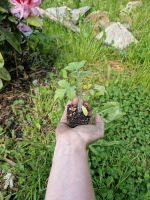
[77,69,83,112]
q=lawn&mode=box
[0,0,150,200]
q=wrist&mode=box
[56,135,86,152]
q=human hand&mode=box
[56,99,104,149]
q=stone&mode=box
[38,7,80,32]
[120,1,142,15]
[96,22,138,49]
[71,6,90,24]
[46,6,71,23]
[46,6,90,24]
[39,6,90,32]
[86,11,110,33]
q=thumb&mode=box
[56,101,71,133]
[60,101,71,124]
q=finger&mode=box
[60,101,71,124]
[84,101,92,118]
[95,113,104,137]
[89,115,94,124]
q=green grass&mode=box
[42,0,150,89]
[0,0,150,199]
[1,81,150,200]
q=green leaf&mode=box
[8,16,17,23]
[66,86,76,99]
[0,31,5,41]
[58,80,69,88]
[0,1,9,11]
[5,32,22,53]
[65,60,87,71]
[0,67,11,81]
[100,102,124,123]
[82,105,88,116]
[101,102,120,110]
[0,6,8,13]
[89,146,99,156]
[106,108,124,122]
[61,69,67,79]
[27,16,43,27]
[54,89,66,101]
[0,79,3,90]
[94,85,107,96]
[0,52,4,68]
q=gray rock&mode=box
[120,1,142,15]
[96,22,138,49]
[39,6,90,32]
[46,6,71,23]
[46,6,90,24]
[71,6,90,24]
[38,7,80,32]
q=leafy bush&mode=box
[90,83,150,200]
[0,0,45,89]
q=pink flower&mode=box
[10,0,41,19]
[17,23,33,36]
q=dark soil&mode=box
[0,64,55,137]
[67,103,90,128]
[0,79,30,138]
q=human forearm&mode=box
[45,99,104,200]
[45,138,95,200]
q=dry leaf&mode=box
[82,105,88,116]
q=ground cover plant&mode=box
[0,0,150,200]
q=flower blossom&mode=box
[17,23,33,36]
[10,0,41,19]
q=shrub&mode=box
[0,0,45,89]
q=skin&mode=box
[45,99,104,200]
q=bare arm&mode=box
[45,138,95,200]
[45,99,104,200]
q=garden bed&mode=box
[0,0,150,199]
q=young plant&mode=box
[54,60,88,113]
[54,61,124,125]
[54,61,93,127]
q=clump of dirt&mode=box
[67,103,90,128]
